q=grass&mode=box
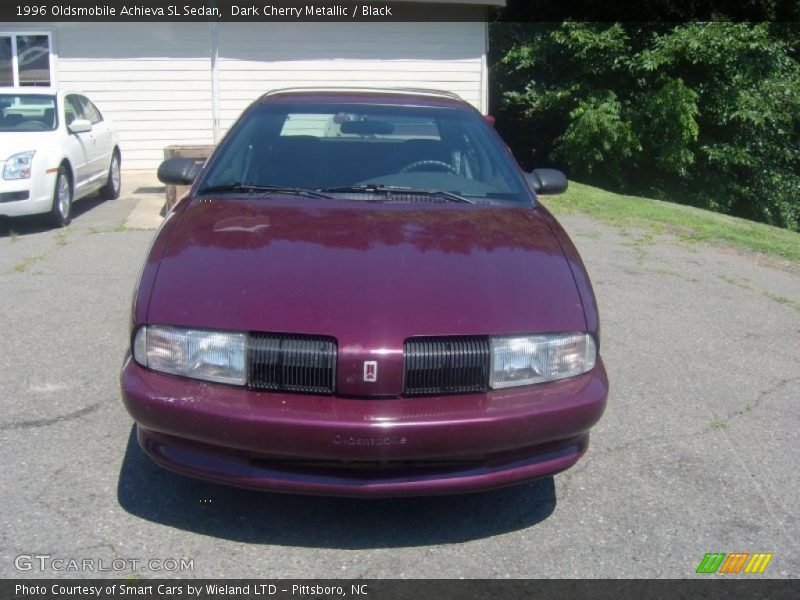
[656,267,682,278]
[545,181,800,263]
[718,275,754,291]
[88,220,130,234]
[626,232,656,264]
[763,292,800,312]
[11,253,45,273]
[711,419,730,431]
[717,274,799,311]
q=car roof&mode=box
[257,87,475,110]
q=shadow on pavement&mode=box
[133,186,165,195]
[0,194,106,237]
[117,427,557,549]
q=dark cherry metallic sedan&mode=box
[121,88,607,497]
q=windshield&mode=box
[199,102,530,204]
[0,94,57,131]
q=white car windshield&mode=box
[0,93,57,131]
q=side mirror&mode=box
[68,119,92,134]
[157,157,201,186]
[526,168,568,195]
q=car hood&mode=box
[0,131,57,160]
[146,197,588,394]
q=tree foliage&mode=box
[492,21,800,230]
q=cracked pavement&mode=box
[0,182,798,578]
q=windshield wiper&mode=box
[197,182,332,199]
[318,184,475,204]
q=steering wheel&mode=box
[15,121,47,131]
[400,160,457,174]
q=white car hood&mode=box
[0,131,59,161]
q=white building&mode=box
[1,1,504,170]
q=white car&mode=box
[0,87,120,227]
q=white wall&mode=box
[53,23,214,170]
[2,19,488,170]
[217,21,487,132]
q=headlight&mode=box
[490,333,596,389]
[3,151,35,180]
[133,326,247,386]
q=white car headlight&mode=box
[490,333,597,389]
[133,326,247,386]
[3,151,35,180]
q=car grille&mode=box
[403,336,491,396]
[248,333,337,394]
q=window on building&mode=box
[0,37,12,86]
[0,33,53,87]
[280,113,441,140]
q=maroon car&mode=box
[121,88,607,497]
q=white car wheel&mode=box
[48,167,72,228]
[100,152,121,200]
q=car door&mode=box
[76,95,113,185]
[62,94,91,192]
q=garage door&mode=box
[216,20,488,135]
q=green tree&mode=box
[492,21,800,230]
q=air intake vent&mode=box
[404,336,490,396]
[248,334,337,394]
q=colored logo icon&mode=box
[696,553,773,574]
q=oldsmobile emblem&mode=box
[363,360,378,383]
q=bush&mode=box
[492,21,800,230]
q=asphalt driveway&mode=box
[0,179,798,578]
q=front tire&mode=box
[48,167,72,228]
[99,151,121,200]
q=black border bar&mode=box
[4,579,800,600]
[5,1,490,22]
[2,0,799,22]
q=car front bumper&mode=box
[0,170,56,217]
[121,357,608,497]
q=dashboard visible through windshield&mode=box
[0,93,57,131]
[199,102,531,204]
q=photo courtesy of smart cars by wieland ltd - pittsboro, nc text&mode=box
[15,583,364,597]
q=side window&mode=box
[63,95,84,126]
[77,95,102,124]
